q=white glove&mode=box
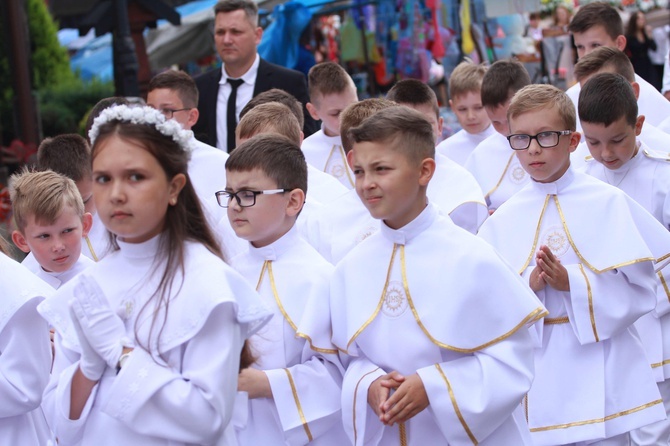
[69,304,106,381]
[71,276,127,368]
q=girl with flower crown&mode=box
[38,105,271,445]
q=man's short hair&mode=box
[508,84,576,132]
[568,2,623,40]
[9,169,85,233]
[240,88,305,129]
[226,133,308,194]
[481,59,531,108]
[579,73,637,127]
[573,47,635,83]
[340,98,396,153]
[85,96,130,142]
[307,62,355,103]
[348,106,435,165]
[386,79,439,118]
[214,0,258,26]
[448,61,488,100]
[148,70,199,108]
[37,134,91,183]
[236,102,302,146]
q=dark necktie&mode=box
[227,78,244,152]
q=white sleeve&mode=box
[416,327,534,446]
[448,202,488,234]
[0,298,51,418]
[563,262,657,344]
[662,52,670,95]
[101,303,243,444]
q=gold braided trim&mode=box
[399,423,408,446]
[85,236,99,262]
[283,368,313,441]
[435,363,478,445]
[484,152,516,200]
[577,264,599,342]
[353,367,381,444]
[324,144,354,188]
[524,395,529,423]
[544,316,569,325]
[519,195,551,274]
[529,399,663,432]
[658,271,670,303]
[651,359,670,369]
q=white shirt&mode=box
[436,125,496,166]
[216,54,260,152]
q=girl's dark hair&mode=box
[91,121,224,360]
[625,11,642,37]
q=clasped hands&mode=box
[68,276,129,381]
[530,245,570,292]
[367,371,429,426]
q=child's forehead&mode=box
[451,90,482,104]
[314,89,357,108]
[226,167,275,185]
[510,105,563,129]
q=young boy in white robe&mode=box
[570,47,670,169]
[10,170,94,289]
[566,2,670,131]
[332,106,547,445]
[478,84,670,446]
[435,61,495,166]
[386,79,488,233]
[302,62,359,189]
[0,236,54,445]
[222,133,347,445]
[579,73,670,446]
[464,60,531,213]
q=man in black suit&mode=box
[193,0,318,151]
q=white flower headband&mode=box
[88,104,194,152]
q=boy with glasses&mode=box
[222,133,347,445]
[479,84,670,446]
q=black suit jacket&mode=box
[193,57,318,148]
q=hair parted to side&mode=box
[240,88,305,128]
[214,0,258,26]
[85,97,131,142]
[386,79,439,118]
[340,98,397,153]
[91,119,222,360]
[568,2,623,40]
[573,47,635,83]
[579,73,638,127]
[9,169,84,233]
[348,106,436,165]
[448,60,488,100]
[149,70,199,108]
[37,134,91,182]
[308,62,356,103]
[236,102,302,146]
[481,59,531,108]
[508,84,576,132]
[226,133,308,195]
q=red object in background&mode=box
[1,139,37,165]
[426,0,446,58]
[0,185,10,224]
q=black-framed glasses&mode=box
[507,130,572,150]
[215,189,288,208]
[157,108,191,119]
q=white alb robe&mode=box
[301,128,355,189]
[85,212,111,261]
[230,227,347,445]
[478,168,670,445]
[38,235,272,446]
[0,254,53,446]
[659,115,670,135]
[331,203,546,445]
[22,253,94,290]
[436,125,496,166]
[188,137,229,204]
[465,132,530,212]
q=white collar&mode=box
[530,165,575,195]
[116,234,162,260]
[379,202,437,245]
[219,54,260,85]
[247,225,300,261]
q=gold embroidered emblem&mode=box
[510,164,527,183]
[541,225,569,258]
[355,226,378,245]
[330,163,345,178]
[382,280,408,317]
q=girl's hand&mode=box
[237,368,272,399]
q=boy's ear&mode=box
[418,158,436,187]
[306,102,321,121]
[187,107,200,129]
[635,115,645,136]
[346,149,355,169]
[286,188,306,217]
[81,212,93,237]
[630,81,640,100]
[615,35,627,52]
[11,230,31,254]
[299,130,304,146]
[568,131,581,153]
[448,99,453,109]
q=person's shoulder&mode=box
[194,68,221,86]
[259,58,306,80]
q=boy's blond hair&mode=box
[340,98,397,153]
[308,62,355,103]
[448,61,488,100]
[508,84,576,132]
[9,169,85,233]
[348,105,436,166]
[236,102,302,146]
[573,47,635,83]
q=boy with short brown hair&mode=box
[479,83,670,445]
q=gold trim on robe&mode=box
[484,152,516,200]
[85,236,99,262]
[323,144,354,188]
[283,368,313,441]
[658,271,670,302]
[353,367,381,445]
[435,363,478,445]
